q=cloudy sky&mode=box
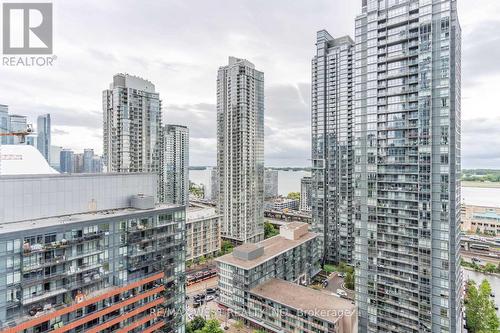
[1,0,499,168]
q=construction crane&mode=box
[0,125,33,143]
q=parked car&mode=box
[206,288,217,295]
[206,295,215,301]
[337,289,348,298]
[194,293,206,299]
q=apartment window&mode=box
[7,272,20,285]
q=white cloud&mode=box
[0,0,498,167]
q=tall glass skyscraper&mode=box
[0,105,8,144]
[311,30,355,264]
[37,113,51,162]
[353,0,461,332]
[160,124,189,205]
[60,148,74,174]
[83,148,95,173]
[217,57,264,243]
[103,74,162,174]
[8,114,27,144]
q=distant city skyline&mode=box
[0,0,498,168]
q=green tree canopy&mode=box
[344,270,355,290]
[221,240,234,255]
[287,192,300,200]
[264,221,279,239]
[199,318,224,333]
[465,279,499,333]
[186,316,206,333]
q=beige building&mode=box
[461,204,500,235]
[186,204,221,261]
[249,278,357,333]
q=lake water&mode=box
[191,169,500,205]
[462,186,500,207]
[190,169,310,196]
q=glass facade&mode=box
[160,125,189,205]
[36,114,51,163]
[0,207,186,333]
[353,0,461,332]
[103,74,162,175]
[217,57,265,243]
[311,31,355,264]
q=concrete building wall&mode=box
[186,205,221,261]
[0,173,157,223]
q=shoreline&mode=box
[462,181,500,188]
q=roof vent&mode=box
[233,243,264,261]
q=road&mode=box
[323,274,355,300]
[187,276,218,296]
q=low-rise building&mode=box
[461,204,500,235]
[186,204,221,261]
[0,173,186,333]
[216,222,320,316]
[249,278,357,333]
[269,198,299,211]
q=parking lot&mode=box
[323,273,355,300]
[186,277,221,321]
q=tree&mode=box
[287,192,300,201]
[186,316,206,333]
[264,222,279,239]
[465,279,499,333]
[344,270,355,290]
[221,240,234,255]
[189,182,205,198]
[323,264,335,273]
[484,263,497,274]
[198,255,207,265]
[199,318,224,333]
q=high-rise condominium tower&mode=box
[103,73,162,174]
[8,114,27,144]
[37,113,51,162]
[353,1,461,332]
[83,148,94,173]
[217,57,264,243]
[161,124,189,205]
[0,105,8,144]
[264,169,279,198]
[60,148,74,173]
[311,30,354,264]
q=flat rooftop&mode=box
[0,204,181,235]
[186,204,220,222]
[216,225,317,269]
[250,278,356,324]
